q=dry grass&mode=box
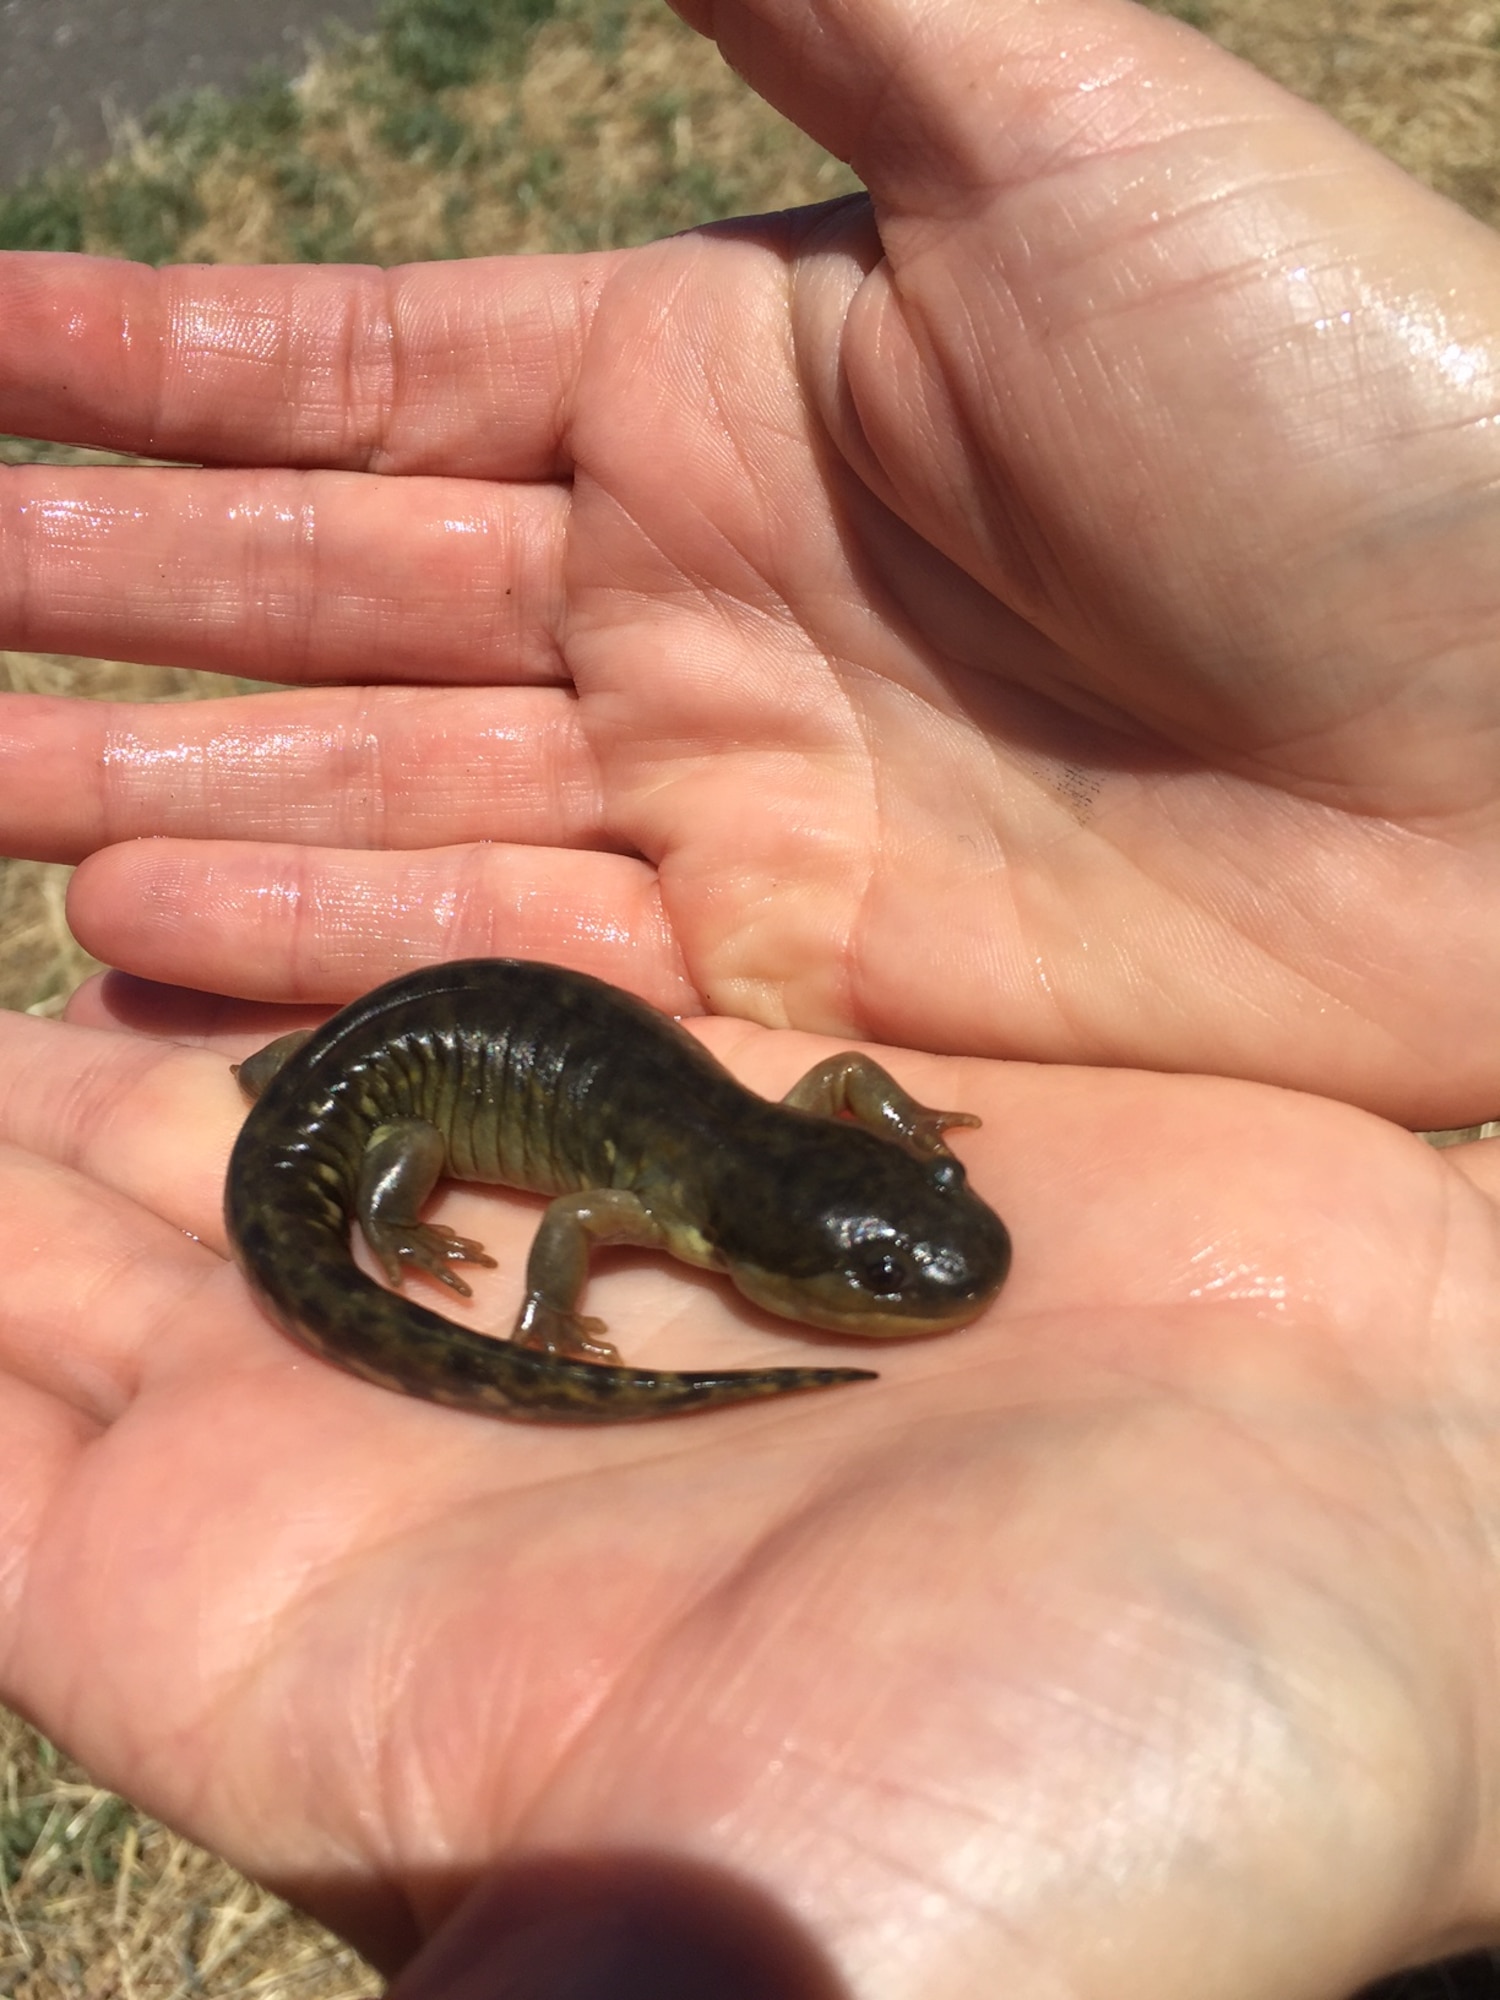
[2,1,1499,1994]
[0,0,856,266]
[183,5,856,264]
[1,1712,371,2000]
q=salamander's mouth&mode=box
[726,1260,1006,1339]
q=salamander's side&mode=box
[223,959,875,1423]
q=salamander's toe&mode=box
[372,1221,497,1295]
[511,1295,622,1366]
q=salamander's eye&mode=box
[929,1158,965,1193]
[851,1246,911,1297]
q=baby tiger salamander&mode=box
[224,958,1011,1423]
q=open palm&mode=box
[1,998,1497,1997]
[4,0,1500,1123]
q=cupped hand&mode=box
[3,0,1500,1121]
[2,995,1499,1998]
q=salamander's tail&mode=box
[413,1331,878,1422]
[231,1207,875,1423]
[281,1285,875,1422]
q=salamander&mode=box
[224,958,1011,1423]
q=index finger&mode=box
[0,250,618,478]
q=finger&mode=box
[0,685,605,865]
[0,252,615,477]
[0,1140,225,1421]
[1429,1135,1500,1205]
[703,0,1500,792]
[0,465,566,687]
[66,838,697,1009]
[0,1359,99,1635]
[746,0,1324,216]
[0,1009,240,1245]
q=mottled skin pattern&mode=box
[224,959,1011,1424]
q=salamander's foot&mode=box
[370,1221,497,1296]
[512,1295,622,1366]
[904,1104,982,1158]
[782,1052,982,1158]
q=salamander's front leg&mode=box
[513,1190,671,1366]
[784,1054,981,1159]
[357,1119,497,1296]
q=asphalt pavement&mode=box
[0,0,383,185]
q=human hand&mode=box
[2,994,1498,1997]
[3,0,1500,1121]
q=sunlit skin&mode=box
[5,0,1500,1992]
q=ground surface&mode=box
[0,0,382,183]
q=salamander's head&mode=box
[717,1136,1011,1337]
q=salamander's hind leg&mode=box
[784,1054,981,1159]
[357,1119,497,1296]
[512,1190,672,1366]
[232,1029,314,1100]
